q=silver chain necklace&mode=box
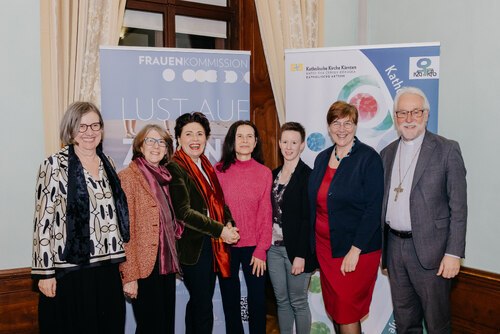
[394,141,421,202]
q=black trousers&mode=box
[131,259,176,334]
[219,246,266,334]
[38,264,125,334]
[181,236,217,334]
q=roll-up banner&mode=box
[100,46,250,333]
[285,43,439,333]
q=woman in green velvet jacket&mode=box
[166,112,239,334]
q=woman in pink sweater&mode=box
[215,120,272,334]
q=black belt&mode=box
[273,240,285,246]
[389,228,412,239]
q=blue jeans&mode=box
[267,245,312,334]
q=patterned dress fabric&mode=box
[32,146,125,278]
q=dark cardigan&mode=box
[308,138,384,258]
[272,159,318,273]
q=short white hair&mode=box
[393,87,430,112]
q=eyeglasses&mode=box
[395,109,426,119]
[79,122,102,133]
[331,121,355,130]
[144,137,167,147]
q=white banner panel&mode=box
[285,43,440,333]
[100,46,250,333]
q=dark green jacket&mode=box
[166,161,233,265]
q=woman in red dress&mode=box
[308,101,384,334]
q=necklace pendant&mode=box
[394,185,403,201]
[396,140,421,202]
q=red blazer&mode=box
[118,161,162,284]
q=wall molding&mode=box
[0,266,498,333]
[0,267,38,334]
[450,266,500,333]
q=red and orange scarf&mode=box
[172,148,231,277]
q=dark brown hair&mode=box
[280,122,306,142]
[217,120,264,172]
[174,112,211,147]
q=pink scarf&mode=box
[135,157,183,275]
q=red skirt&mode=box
[315,166,381,324]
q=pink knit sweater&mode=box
[216,159,273,261]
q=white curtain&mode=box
[254,0,324,124]
[40,0,126,154]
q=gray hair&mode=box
[59,102,104,146]
[393,87,430,112]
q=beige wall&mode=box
[0,1,44,269]
[325,0,500,273]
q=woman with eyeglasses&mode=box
[308,101,384,334]
[118,124,184,333]
[166,112,240,333]
[32,102,130,333]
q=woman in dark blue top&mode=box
[308,101,383,334]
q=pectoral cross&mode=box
[394,185,403,201]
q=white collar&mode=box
[401,131,425,147]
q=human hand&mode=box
[123,280,138,299]
[226,223,240,240]
[250,256,266,277]
[231,227,240,241]
[221,226,239,244]
[291,257,305,275]
[340,246,361,276]
[437,255,461,278]
[38,278,57,298]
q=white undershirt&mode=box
[195,159,211,217]
[385,133,424,231]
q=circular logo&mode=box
[349,92,378,122]
[162,68,176,82]
[307,132,326,152]
[417,57,431,70]
[338,75,394,134]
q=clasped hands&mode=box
[220,222,240,244]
